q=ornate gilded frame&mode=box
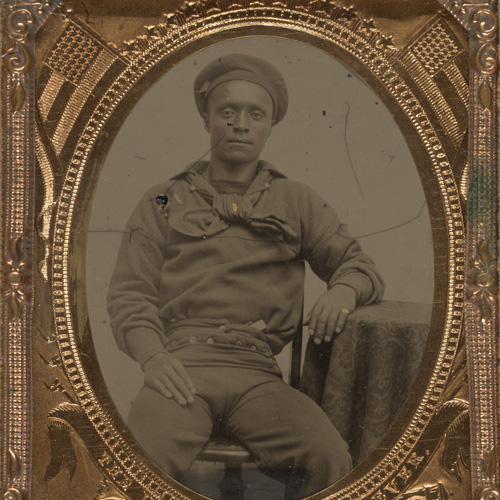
[1,1,498,499]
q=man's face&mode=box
[203,80,274,167]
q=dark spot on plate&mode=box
[156,194,168,206]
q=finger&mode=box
[335,308,351,334]
[313,310,329,345]
[324,308,339,342]
[161,376,189,406]
[308,301,324,337]
[164,368,195,403]
[173,361,197,395]
[153,379,173,400]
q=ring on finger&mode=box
[340,309,350,314]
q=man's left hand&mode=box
[305,284,357,344]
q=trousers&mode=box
[127,343,352,499]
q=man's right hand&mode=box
[143,352,196,406]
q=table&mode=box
[300,300,432,465]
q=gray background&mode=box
[86,37,434,419]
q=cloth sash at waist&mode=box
[161,319,274,359]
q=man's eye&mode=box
[250,111,264,120]
[220,109,235,118]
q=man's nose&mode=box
[232,112,250,132]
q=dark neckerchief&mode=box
[166,162,297,243]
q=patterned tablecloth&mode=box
[300,300,432,465]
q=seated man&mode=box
[107,53,384,499]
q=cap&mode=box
[194,53,288,124]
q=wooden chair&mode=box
[196,325,304,500]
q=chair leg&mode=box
[218,462,247,500]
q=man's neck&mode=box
[206,159,260,183]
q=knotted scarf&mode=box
[167,168,298,243]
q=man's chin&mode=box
[220,154,259,166]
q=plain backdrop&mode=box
[86,37,434,419]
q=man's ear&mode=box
[267,120,275,138]
[203,112,210,133]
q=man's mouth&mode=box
[227,139,252,144]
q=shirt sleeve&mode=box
[298,184,385,305]
[107,187,170,368]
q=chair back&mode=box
[289,303,304,389]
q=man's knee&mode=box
[262,431,351,500]
[283,431,351,499]
[295,426,352,474]
[316,436,352,479]
[259,419,352,481]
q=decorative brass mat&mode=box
[1,1,498,499]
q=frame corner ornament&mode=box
[469,6,498,76]
[441,1,498,76]
[3,7,34,112]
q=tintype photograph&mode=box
[86,38,433,499]
[1,1,498,500]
